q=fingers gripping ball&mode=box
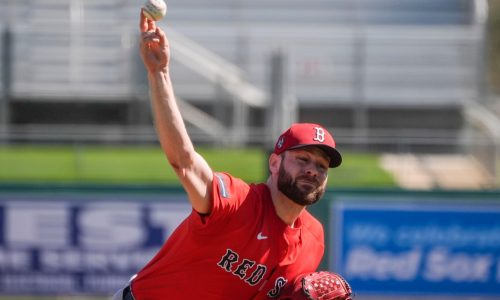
[143,0,167,21]
[301,272,353,300]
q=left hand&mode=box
[279,271,353,300]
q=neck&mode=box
[266,177,305,226]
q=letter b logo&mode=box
[313,127,325,143]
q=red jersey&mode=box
[131,172,325,299]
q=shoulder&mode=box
[214,172,270,197]
[198,172,260,227]
[213,172,250,197]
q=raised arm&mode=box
[139,11,213,214]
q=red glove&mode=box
[279,271,353,300]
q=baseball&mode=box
[142,0,167,21]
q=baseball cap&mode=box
[273,123,342,168]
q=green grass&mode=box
[328,152,395,187]
[0,145,396,188]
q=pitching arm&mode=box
[139,11,213,214]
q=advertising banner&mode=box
[330,198,500,297]
[0,194,191,294]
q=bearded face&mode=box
[277,156,326,206]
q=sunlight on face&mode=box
[277,147,329,206]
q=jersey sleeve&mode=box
[188,172,251,230]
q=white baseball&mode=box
[143,0,167,21]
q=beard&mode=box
[277,163,325,206]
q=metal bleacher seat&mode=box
[0,23,3,98]
[8,0,136,101]
[0,0,25,98]
[157,0,481,106]
[1,0,486,108]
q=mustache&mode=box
[295,175,320,186]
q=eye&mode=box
[297,156,308,162]
[295,156,309,165]
[315,159,329,173]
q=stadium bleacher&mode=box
[0,26,3,98]
[0,0,490,145]
[154,0,480,107]
[0,0,481,101]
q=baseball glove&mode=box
[279,271,353,300]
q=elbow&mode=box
[168,151,196,174]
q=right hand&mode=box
[139,9,170,74]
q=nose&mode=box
[303,162,327,180]
[304,164,319,177]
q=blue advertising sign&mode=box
[330,198,500,296]
[0,194,191,295]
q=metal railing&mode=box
[0,0,498,186]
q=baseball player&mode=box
[112,10,346,300]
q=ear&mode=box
[269,153,281,174]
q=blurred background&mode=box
[0,0,499,299]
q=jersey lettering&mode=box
[267,277,287,298]
[217,248,239,272]
[245,265,267,286]
[313,127,325,143]
[234,259,256,279]
[217,249,267,286]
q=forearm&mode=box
[148,69,194,168]
[148,69,213,213]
